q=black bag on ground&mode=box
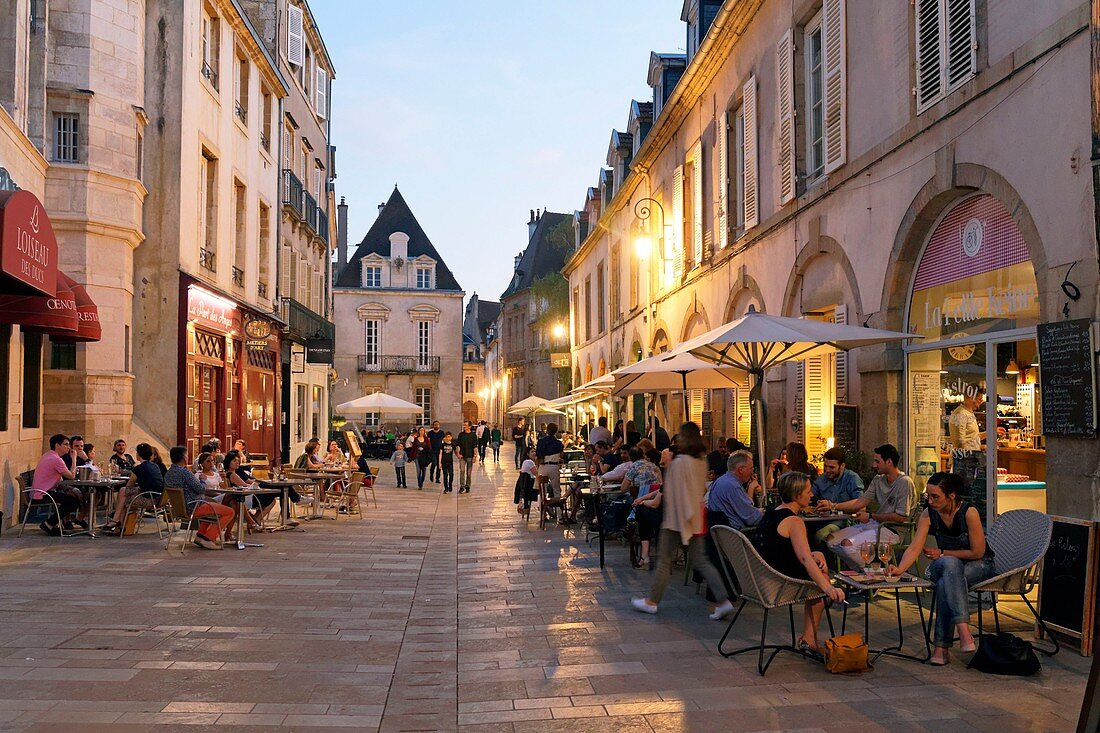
[601,494,632,535]
[966,632,1041,676]
[514,473,535,504]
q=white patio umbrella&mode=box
[336,392,423,415]
[667,306,918,473]
[507,395,566,416]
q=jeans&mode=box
[648,529,729,605]
[514,442,525,468]
[442,462,454,492]
[416,462,428,489]
[477,441,488,461]
[927,555,996,648]
[460,458,474,490]
[428,451,439,482]
[491,442,500,461]
[394,466,406,487]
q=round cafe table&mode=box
[207,486,280,550]
[258,478,315,529]
[61,477,127,538]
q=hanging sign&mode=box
[244,317,274,352]
[306,337,335,364]
[0,190,58,296]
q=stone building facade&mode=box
[461,292,500,424]
[564,0,1099,520]
[332,188,464,432]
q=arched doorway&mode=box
[462,400,479,424]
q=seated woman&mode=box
[630,449,664,568]
[293,439,324,470]
[756,472,845,655]
[514,447,539,519]
[222,450,265,535]
[103,442,164,536]
[888,471,994,665]
[324,440,347,467]
[165,446,234,549]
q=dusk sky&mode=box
[309,1,685,304]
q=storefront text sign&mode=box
[187,287,241,334]
[245,317,273,352]
[306,337,335,364]
[919,284,1037,334]
[0,190,58,296]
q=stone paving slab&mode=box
[0,457,1090,732]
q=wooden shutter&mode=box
[316,67,327,118]
[672,165,684,282]
[735,386,751,444]
[741,75,758,229]
[717,111,729,249]
[804,355,829,458]
[287,4,304,67]
[690,142,703,265]
[280,244,293,298]
[795,361,806,444]
[915,0,943,111]
[776,30,796,204]
[312,270,323,314]
[833,304,848,404]
[945,0,976,90]
[822,0,846,173]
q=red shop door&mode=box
[241,362,277,457]
[189,363,221,456]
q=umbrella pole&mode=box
[752,370,767,489]
[680,372,690,427]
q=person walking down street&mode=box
[490,424,503,462]
[427,421,445,483]
[411,427,432,490]
[455,421,479,494]
[632,422,733,620]
[438,432,456,494]
[512,418,527,469]
[476,421,491,461]
[390,443,408,488]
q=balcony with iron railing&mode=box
[232,266,245,288]
[234,100,247,125]
[303,192,318,233]
[358,355,441,374]
[257,281,268,299]
[315,206,329,243]
[279,296,335,342]
[201,61,218,89]
[199,247,216,273]
[282,169,303,219]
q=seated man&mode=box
[825,444,918,570]
[599,446,633,484]
[810,446,865,544]
[109,438,136,473]
[593,441,620,475]
[31,434,79,535]
[707,450,763,530]
[61,435,91,470]
[104,442,164,536]
[164,445,235,550]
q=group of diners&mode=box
[28,433,353,549]
[554,420,997,667]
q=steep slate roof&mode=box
[334,186,462,291]
[476,300,501,333]
[501,211,572,299]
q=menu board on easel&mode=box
[1038,319,1097,437]
[344,430,362,462]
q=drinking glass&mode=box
[859,542,874,573]
[877,542,893,573]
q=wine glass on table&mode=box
[877,542,894,576]
[859,541,874,574]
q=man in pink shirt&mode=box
[31,434,78,536]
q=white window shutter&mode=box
[280,244,293,297]
[776,30,796,204]
[804,355,829,458]
[945,0,977,90]
[691,143,703,265]
[717,111,729,249]
[736,386,751,444]
[822,0,846,173]
[287,5,304,67]
[795,360,806,444]
[915,0,943,111]
[672,165,684,282]
[316,67,327,118]
[834,304,848,404]
[741,75,758,229]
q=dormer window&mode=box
[363,265,381,288]
[415,266,432,289]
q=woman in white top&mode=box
[324,440,347,467]
[515,448,538,519]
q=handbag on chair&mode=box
[823,633,871,674]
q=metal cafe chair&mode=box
[15,471,78,538]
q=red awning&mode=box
[0,273,77,334]
[55,272,101,342]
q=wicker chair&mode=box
[710,525,834,675]
[970,509,1058,655]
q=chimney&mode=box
[528,208,538,239]
[377,202,386,214]
[514,253,523,272]
[337,196,348,271]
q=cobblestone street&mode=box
[0,460,1089,732]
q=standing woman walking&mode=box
[411,427,432,490]
[631,422,735,620]
[490,424,503,463]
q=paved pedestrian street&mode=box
[0,461,1089,733]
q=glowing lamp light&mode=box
[1005,359,1020,376]
[551,323,566,339]
[826,437,836,450]
[601,401,611,411]
[634,235,652,259]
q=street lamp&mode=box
[551,322,565,340]
[633,197,663,260]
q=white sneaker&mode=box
[709,599,736,621]
[631,598,658,615]
[193,536,221,550]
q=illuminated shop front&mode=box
[905,193,1044,518]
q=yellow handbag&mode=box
[823,633,871,674]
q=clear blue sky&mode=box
[310,1,685,303]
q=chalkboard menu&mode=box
[1039,516,1097,654]
[1037,319,1097,437]
[833,404,859,452]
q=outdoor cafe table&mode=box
[60,477,127,538]
[304,470,349,520]
[800,512,851,526]
[577,481,620,570]
[832,571,934,663]
[257,478,315,529]
[207,486,280,550]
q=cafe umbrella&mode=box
[666,306,918,474]
[336,392,424,415]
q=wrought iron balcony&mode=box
[234,100,247,124]
[260,132,270,152]
[315,206,329,243]
[201,61,218,89]
[257,281,268,299]
[280,297,335,342]
[282,169,303,219]
[358,355,440,374]
[198,247,217,272]
[232,266,245,288]
[303,192,318,232]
